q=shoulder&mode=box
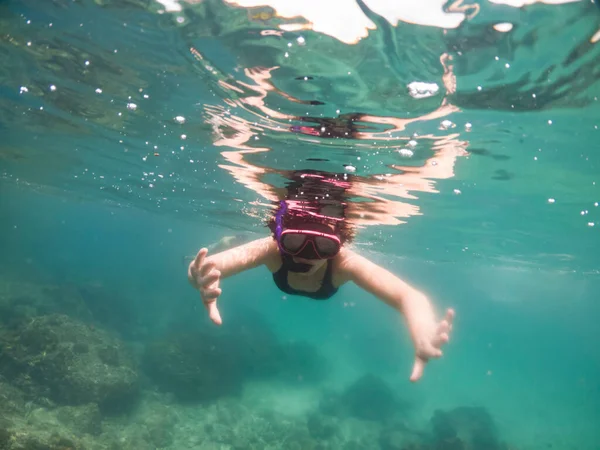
[331,246,363,286]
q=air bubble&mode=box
[407,81,439,99]
[440,120,455,130]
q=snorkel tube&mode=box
[274,200,287,247]
[274,200,312,272]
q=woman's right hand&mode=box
[188,248,223,325]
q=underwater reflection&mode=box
[193,45,467,227]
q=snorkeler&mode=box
[188,171,454,382]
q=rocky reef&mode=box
[0,277,515,450]
[142,309,328,403]
[0,314,139,413]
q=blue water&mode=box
[1,0,599,449]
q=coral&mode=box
[143,309,329,403]
[0,417,13,447]
[142,329,244,403]
[0,278,144,339]
[0,379,27,416]
[0,314,139,413]
[138,402,179,449]
[320,374,409,423]
[2,405,85,450]
[188,400,322,450]
[380,428,429,450]
[74,284,141,339]
[56,403,102,436]
[306,412,338,440]
[217,306,328,384]
[0,280,92,328]
[430,406,509,450]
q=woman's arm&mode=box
[337,247,454,381]
[198,236,279,279]
[187,237,279,326]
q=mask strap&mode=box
[275,201,287,243]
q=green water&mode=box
[1,0,599,449]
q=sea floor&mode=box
[0,274,598,450]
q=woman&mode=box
[188,171,454,382]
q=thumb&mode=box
[410,356,426,382]
[205,300,223,326]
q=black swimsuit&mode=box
[273,257,339,300]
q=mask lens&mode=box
[281,233,307,252]
[314,236,340,257]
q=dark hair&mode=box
[266,170,356,244]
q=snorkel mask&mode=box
[275,201,342,262]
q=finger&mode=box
[193,248,208,270]
[202,286,222,300]
[445,308,455,326]
[199,260,217,278]
[427,345,443,359]
[410,357,426,382]
[433,332,450,348]
[205,300,222,326]
[200,270,220,288]
[437,320,450,335]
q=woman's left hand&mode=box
[410,308,455,382]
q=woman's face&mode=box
[283,221,339,275]
[291,255,328,275]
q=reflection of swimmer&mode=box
[290,113,369,139]
[188,171,454,382]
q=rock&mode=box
[307,412,338,440]
[379,425,428,450]
[320,374,409,422]
[56,403,102,436]
[0,379,27,415]
[0,314,139,413]
[0,417,13,447]
[142,329,243,403]
[431,406,505,450]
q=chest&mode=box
[286,270,327,293]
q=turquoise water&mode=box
[1,0,599,448]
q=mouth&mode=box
[293,257,320,264]
[287,256,322,274]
